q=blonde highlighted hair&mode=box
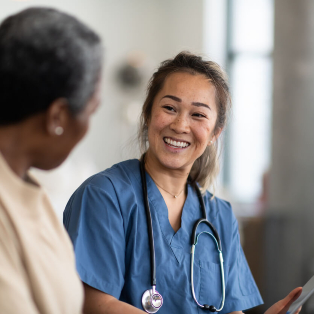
[138,51,231,191]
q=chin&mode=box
[34,156,68,171]
[159,157,189,171]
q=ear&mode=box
[45,98,69,136]
[208,127,223,146]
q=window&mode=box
[226,0,274,204]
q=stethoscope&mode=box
[139,156,225,313]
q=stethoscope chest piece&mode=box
[142,287,163,313]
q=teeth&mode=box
[164,138,189,148]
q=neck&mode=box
[144,150,190,197]
[0,124,34,180]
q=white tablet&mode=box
[287,275,314,314]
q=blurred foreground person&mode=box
[0,7,102,313]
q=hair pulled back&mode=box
[138,51,231,190]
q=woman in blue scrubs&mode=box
[64,52,301,314]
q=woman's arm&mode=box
[83,283,145,314]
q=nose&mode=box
[170,114,190,134]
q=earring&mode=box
[55,126,64,136]
[210,140,213,144]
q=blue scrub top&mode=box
[64,159,263,314]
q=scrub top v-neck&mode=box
[64,159,263,314]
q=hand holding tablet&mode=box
[287,276,314,314]
[264,287,302,314]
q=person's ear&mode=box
[208,127,223,146]
[45,98,69,136]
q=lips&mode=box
[163,137,190,148]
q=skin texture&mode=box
[0,83,100,180]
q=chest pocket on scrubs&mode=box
[193,233,229,312]
[197,260,229,310]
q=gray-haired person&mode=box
[0,7,102,313]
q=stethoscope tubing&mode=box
[191,218,222,251]
[190,227,225,311]
[140,155,157,287]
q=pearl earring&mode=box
[55,126,64,136]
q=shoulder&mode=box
[0,202,23,265]
[0,202,18,242]
[66,159,141,203]
[203,190,236,224]
[79,159,140,191]
[64,159,141,226]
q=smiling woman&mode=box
[139,52,231,191]
[63,52,257,314]
[145,72,220,188]
[63,52,298,314]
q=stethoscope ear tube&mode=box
[140,155,156,287]
[191,218,222,251]
[193,181,207,219]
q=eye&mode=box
[192,112,207,118]
[162,105,176,112]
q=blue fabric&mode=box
[64,159,263,314]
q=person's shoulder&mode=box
[0,202,21,253]
[64,159,141,226]
[203,190,235,221]
[77,159,140,192]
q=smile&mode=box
[163,137,190,148]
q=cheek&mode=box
[149,112,170,133]
[194,123,213,143]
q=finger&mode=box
[283,287,303,307]
[264,287,303,314]
[294,305,302,314]
[280,287,303,313]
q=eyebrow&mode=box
[192,102,211,110]
[161,95,211,110]
[162,95,181,102]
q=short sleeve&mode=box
[64,181,126,299]
[0,207,39,314]
[222,212,263,313]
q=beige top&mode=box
[0,153,83,314]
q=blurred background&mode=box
[2,0,314,313]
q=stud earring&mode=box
[55,126,64,136]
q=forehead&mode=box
[157,71,216,101]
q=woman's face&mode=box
[146,72,220,173]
